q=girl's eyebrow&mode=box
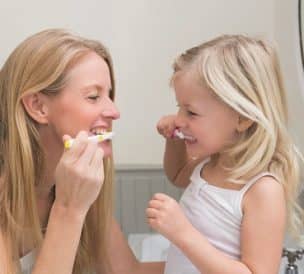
[178,103,193,108]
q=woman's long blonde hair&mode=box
[0,29,115,273]
[172,35,303,239]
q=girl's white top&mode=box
[164,159,277,274]
[20,249,36,274]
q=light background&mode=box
[0,0,303,167]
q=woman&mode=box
[0,29,164,274]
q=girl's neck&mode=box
[202,155,243,190]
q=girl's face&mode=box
[42,51,120,157]
[173,71,239,159]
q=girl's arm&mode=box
[96,218,165,274]
[157,114,200,188]
[148,176,285,274]
[163,138,203,187]
[240,176,286,273]
[163,138,190,185]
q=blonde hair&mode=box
[0,29,115,273]
[172,35,303,239]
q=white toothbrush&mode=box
[173,129,185,139]
[173,129,194,141]
[64,132,115,149]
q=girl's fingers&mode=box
[148,199,163,210]
[146,207,159,219]
[152,193,170,202]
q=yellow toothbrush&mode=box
[64,132,115,149]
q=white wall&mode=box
[274,0,304,157]
[0,0,276,166]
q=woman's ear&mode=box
[236,116,254,133]
[21,93,49,124]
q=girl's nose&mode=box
[175,110,186,128]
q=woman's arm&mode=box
[32,203,86,274]
[32,132,106,274]
[97,218,165,274]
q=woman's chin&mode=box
[98,142,113,157]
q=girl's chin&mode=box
[185,146,207,160]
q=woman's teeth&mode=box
[92,129,107,135]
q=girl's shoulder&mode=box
[242,175,285,214]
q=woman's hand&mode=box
[54,131,104,217]
[146,193,192,245]
[156,115,178,139]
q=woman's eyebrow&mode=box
[81,84,112,94]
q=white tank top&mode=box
[164,159,277,274]
[20,249,36,274]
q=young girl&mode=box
[146,35,303,274]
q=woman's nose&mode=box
[101,99,120,120]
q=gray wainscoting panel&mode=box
[115,168,183,235]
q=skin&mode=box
[33,52,120,273]
[0,51,120,273]
[147,70,286,274]
[6,51,163,274]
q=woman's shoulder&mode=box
[0,226,8,269]
[0,174,4,187]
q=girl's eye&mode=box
[187,110,197,116]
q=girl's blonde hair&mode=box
[0,29,115,273]
[172,34,303,239]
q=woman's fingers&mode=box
[55,131,106,215]
[64,131,89,160]
[90,147,105,181]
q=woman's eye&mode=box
[88,95,100,101]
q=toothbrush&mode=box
[64,132,115,149]
[173,129,185,139]
[173,129,194,141]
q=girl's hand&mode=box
[156,115,177,139]
[54,131,104,217]
[146,193,192,245]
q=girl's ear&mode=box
[236,116,254,133]
[21,93,49,124]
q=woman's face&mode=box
[42,51,120,157]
